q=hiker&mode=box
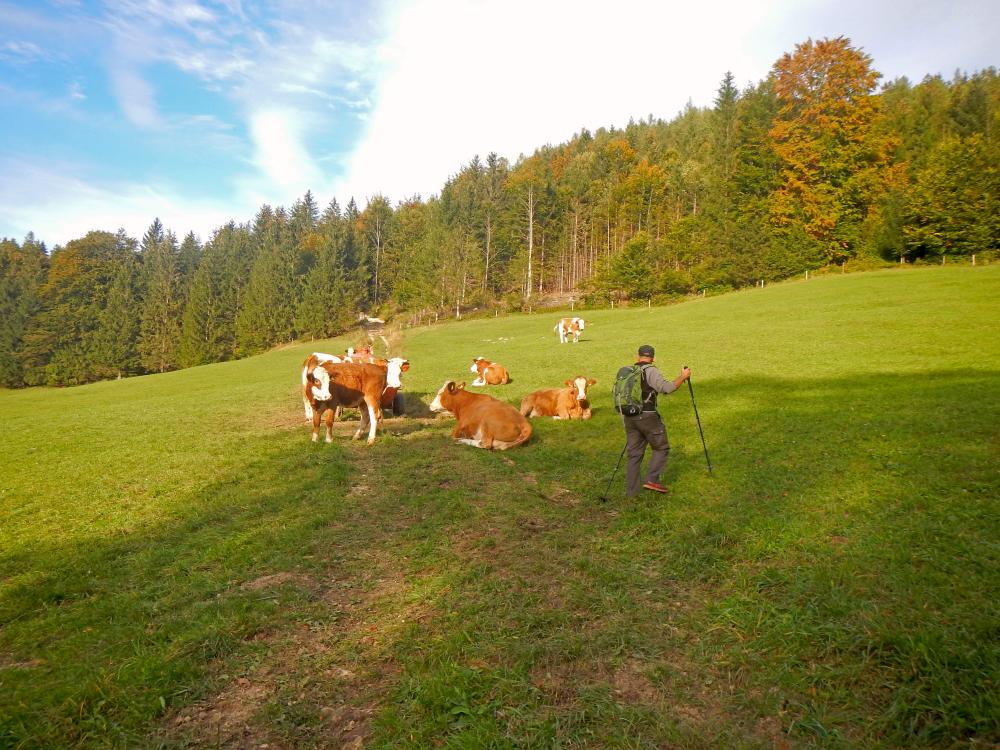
[620,344,690,496]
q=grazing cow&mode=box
[470,357,510,386]
[429,381,532,450]
[302,361,386,444]
[554,317,586,343]
[520,376,597,420]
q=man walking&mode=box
[624,344,690,497]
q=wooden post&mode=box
[805,270,809,281]
[701,290,706,298]
[972,254,976,266]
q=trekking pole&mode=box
[685,370,713,474]
[599,440,629,501]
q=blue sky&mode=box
[1,0,997,248]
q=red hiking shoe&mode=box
[643,481,669,493]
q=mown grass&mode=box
[1,266,997,749]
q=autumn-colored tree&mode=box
[769,37,895,263]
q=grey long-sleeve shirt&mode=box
[638,363,676,411]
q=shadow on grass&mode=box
[1,369,997,748]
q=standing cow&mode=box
[430,381,532,450]
[470,357,510,386]
[301,360,386,444]
[520,376,596,420]
[554,317,586,343]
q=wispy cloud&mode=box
[0,157,253,246]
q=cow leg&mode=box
[353,408,366,441]
[304,396,313,421]
[365,401,379,445]
[312,409,321,442]
[324,407,334,443]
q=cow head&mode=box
[566,375,596,412]
[309,365,332,401]
[386,357,410,388]
[470,357,486,375]
[430,380,465,413]
[575,318,585,330]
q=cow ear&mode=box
[588,378,597,385]
[565,379,574,387]
[458,382,466,390]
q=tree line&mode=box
[2,37,998,387]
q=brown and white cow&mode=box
[554,317,586,343]
[470,357,510,386]
[520,376,596,420]
[302,353,409,419]
[429,381,532,450]
[302,361,386,444]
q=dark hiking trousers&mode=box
[624,410,670,497]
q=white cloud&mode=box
[333,0,1000,206]
[246,108,326,198]
[334,0,777,204]
[0,158,253,246]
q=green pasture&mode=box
[1,267,998,748]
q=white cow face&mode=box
[567,375,596,401]
[429,380,450,412]
[386,357,409,388]
[310,366,332,401]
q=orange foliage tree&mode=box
[768,37,896,263]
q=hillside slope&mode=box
[1,266,998,749]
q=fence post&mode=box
[805,270,809,281]
[972,254,976,266]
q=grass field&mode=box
[1,266,998,749]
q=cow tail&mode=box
[510,421,533,448]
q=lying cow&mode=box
[520,376,596,420]
[302,353,409,419]
[302,360,386,444]
[429,380,532,450]
[554,317,586,343]
[470,357,510,386]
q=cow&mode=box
[554,317,586,343]
[470,357,510,386]
[302,352,409,421]
[302,361,386,444]
[520,376,596,420]
[429,381,532,450]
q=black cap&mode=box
[637,344,655,357]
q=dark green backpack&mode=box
[613,364,651,416]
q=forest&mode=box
[2,37,998,387]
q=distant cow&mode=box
[520,376,596,420]
[429,380,532,450]
[301,360,386,444]
[470,357,510,386]
[554,317,586,343]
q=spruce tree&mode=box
[138,221,183,373]
[0,234,48,387]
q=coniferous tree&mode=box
[91,230,141,379]
[138,221,183,373]
[0,233,48,387]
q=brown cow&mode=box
[520,375,596,420]
[302,361,386,444]
[470,357,510,386]
[429,380,532,450]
